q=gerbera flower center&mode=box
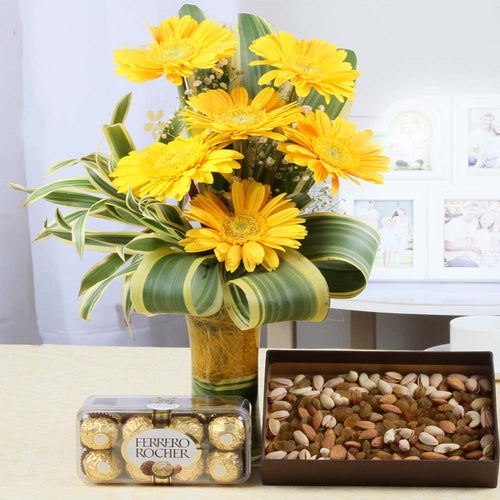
[313,137,356,167]
[222,214,263,243]
[150,40,196,65]
[287,57,319,75]
[215,108,267,128]
[154,143,199,176]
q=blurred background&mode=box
[2,0,499,347]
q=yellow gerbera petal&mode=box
[279,111,390,194]
[180,87,301,141]
[110,133,242,201]
[249,31,359,103]
[113,15,236,85]
[180,180,307,272]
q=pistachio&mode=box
[270,377,294,389]
[471,397,492,411]
[268,387,287,402]
[321,387,334,397]
[321,414,337,429]
[268,410,290,420]
[465,378,480,392]
[430,373,444,387]
[271,400,292,412]
[479,377,492,392]
[293,430,309,447]
[399,439,410,452]
[453,404,465,419]
[359,373,377,390]
[480,434,494,448]
[378,380,393,395]
[480,407,493,429]
[400,373,417,385]
[303,390,321,397]
[384,371,403,383]
[430,390,452,400]
[369,373,381,384]
[299,448,311,460]
[483,443,494,458]
[424,425,445,437]
[266,418,281,438]
[407,382,418,397]
[290,386,313,395]
[324,377,344,388]
[293,374,306,385]
[434,443,460,454]
[312,375,325,391]
[417,374,430,387]
[419,432,439,446]
[384,428,397,444]
[392,384,409,397]
[266,450,287,459]
[465,410,481,428]
[319,393,335,410]
[286,450,299,459]
[398,428,414,440]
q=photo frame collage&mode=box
[306,95,500,281]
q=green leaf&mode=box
[80,258,141,320]
[126,187,141,214]
[224,249,330,329]
[85,166,125,201]
[79,253,130,296]
[158,112,185,145]
[178,4,206,22]
[299,213,380,298]
[71,210,89,258]
[110,92,132,125]
[287,193,312,210]
[45,158,80,177]
[24,178,97,206]
[131,249,223,317]
[235,13,274,98]
[55,208,72,231]
[122,275,134,338]
[301,50,357,120]
[103,123,135,161]
[125,234,178,253]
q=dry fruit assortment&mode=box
[77,396,251,484]
[265,371,495,461]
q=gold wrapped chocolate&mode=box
[80,417,118,450]
[169,416,204,442]
[208,415,246,450]
[82,450,122,481]
[206,451,242,483]
[126,463,152,483]
[174,458,205,482]
[151,461,174,478]
[122,415,153,440]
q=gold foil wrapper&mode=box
[82,450,122,481]
[151,461,174,478]
[122,415,153,440]
[126,463,152,483]
[169,416,204,443]
[174,458,205,482]
[206,451,242,483]
[208,415,246,450]
[80,417,118,450]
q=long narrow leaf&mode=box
[235,13,274,98]
[85,166,125,200]
[24,178,97,206]
[79,253,130,296]
[299,213,380,298]
[125,234,179,253]
[131,249,223,317]
[224,249,330,329]
[111,92,132,124]
[103,123,135,161]
[45,158,80,177]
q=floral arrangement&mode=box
[12,4,388,332]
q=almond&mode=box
[321,433,336,449]
[379,394,397,405]
[404,456,420,460]
[422,452,448,460]
[297,407,310,419]
[330,444,347,460]
[302,423,317,441]
[446,376,466,391]
[359,429,378,440]
[312,410,323,431]
[355,420,376,430]
[380,403,402,414]
[392,453,402,460]
[438,420,456,434]
[347,451,356,460]
[371,436,384,448]
[344,440,362,449]
[464,450,483,459]
[455,425,475,435]
[462,440,480,452]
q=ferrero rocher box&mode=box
[77,395,251,485]
[262,349,499,487]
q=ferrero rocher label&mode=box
[121,428,201,477]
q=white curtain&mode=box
[0,0,237,346]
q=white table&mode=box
[268,282,500,349]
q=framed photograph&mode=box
[372,97,451,180]
[428,189,500,280]
[454,96,500,182]
[343,187,427,280]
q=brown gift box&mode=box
[261,349,499,487]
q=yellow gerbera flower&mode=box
[110,134,242,201]
[180,180,307,272]
[278,111,390,193]
[113,15,236,86]
[249,31,359,104]
[180,87,301,141]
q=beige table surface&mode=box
[1,344,498,500]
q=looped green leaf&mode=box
[103,123,135,161]
[299,212,380,298]
[178,4,206,22]
[224,249,330,329]
[131,248,223,317]
[111,92,132,125]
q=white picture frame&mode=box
[453,95,500,183]
[428,188,500,280]
[343,186,427,280]
[372,96,451,180]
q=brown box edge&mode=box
[261,349,499,488]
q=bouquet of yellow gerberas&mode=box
[12,4,388,333]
